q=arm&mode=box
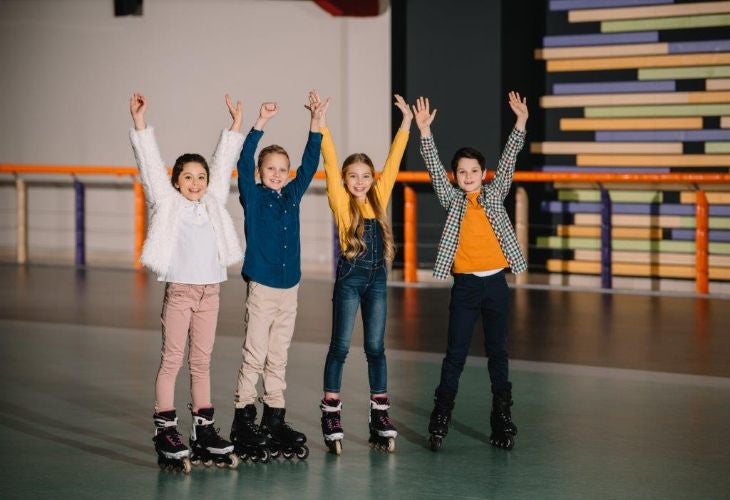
[491,91,528,201]
[309,91,349,213]
[208,94,244,203]
[287,93,324,200]
[237,102,277,200]
[128,92,175,203]
[374,94,412,204]
[412,96,456,210]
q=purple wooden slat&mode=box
[671,229,730,242]
[669,40,730,54]
[553,81,675,95]
[539,166,671,173]
[596,130,730,141]
[550,0,672,11]
[542,201,694,215]
[710,206,730,216]
[543,31,658,47]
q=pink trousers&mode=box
[154,283,220,413]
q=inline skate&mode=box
[427,397,454,452]
[260,404,309,460]
[489,392,517,450]
[320,398,344,455]
[368,396,397,452]
[230,404,270,463]
[189,406,239,468]
[153,410,192,473]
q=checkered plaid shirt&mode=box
[419,128,527,279]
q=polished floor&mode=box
[1,265,729,499]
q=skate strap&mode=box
[370,398,390,411]
[193,415,215,426]
[320,400,342,412]
[154,416,178,428]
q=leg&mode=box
[155,283,194,413]
[481,271,511,396]
[434,274,483,403]
[188,284,220,412]
[234,281,278,407]
[261,284,299,408]
[323,262,367,395]
[361,266,388,395]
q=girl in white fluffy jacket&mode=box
[129,92,243,472]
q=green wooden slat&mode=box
[705,142,730,153]
[558,189,663,203]
[537,236,730,254]
[585,103,730,118]
[710,217,730,229]
[602,14,730,33]
[639,66,730,80]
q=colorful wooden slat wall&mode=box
[536,0,730,287]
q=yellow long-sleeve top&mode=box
[452,191,509,273]
[321,126,410,252]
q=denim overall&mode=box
[324,219,388,394]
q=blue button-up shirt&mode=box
[237,128,322,289]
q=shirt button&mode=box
[284,227,287,230]
[283,263,286,267]
[284,245,287,249]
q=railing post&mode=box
[403,185,418,283]
[695,190,709,294]
[74,179,85,266]
[16,177,28,264]
[600,187,612,289]
[515,186,529,285]
[133,180,145,270]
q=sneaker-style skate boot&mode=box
[489,392,517,450]
[368,396,397,452]
[153,410,192,473]
[189,406,239,468]
[427,397,454,452]
[260,404,309,460]
[320,398,344,456]
[230,404,270,463]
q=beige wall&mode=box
[0,0,392,272]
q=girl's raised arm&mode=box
[208,94,245,203]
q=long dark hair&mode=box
[171,153,209,189]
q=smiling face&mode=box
[175,162,208,201]
[343,162,374,201]
[258,152,290,192]
[454,158,487,193]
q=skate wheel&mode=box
[250,452,259,463]
[270,449,280,459]
[203,459,213,467]
[386,438,395,453]
[428,435,442,452]
[296,445,309,460]
[327,440,342,456]
[182,458,192,474]
[259,448,271,464]
[228,454,240,469]
[282,450,294,459]
[238,452,249,461]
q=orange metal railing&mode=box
[2,164,728,293]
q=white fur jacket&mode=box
[129,126,244,277]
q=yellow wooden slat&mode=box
[532,142,682,154]
[577,154,730,167]
[560,117,703,131]
[680,191,730,204]
[542,91,730,108]
[706,79,730,90]
[722,116,730,128]
[547,259,730,279]
[569,1,730,22]
[573,250,730,268]
[557,225,663,239]
[535,43,667,60]
[547,53,730,72]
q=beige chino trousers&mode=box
[234,281,299,408]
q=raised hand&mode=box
[306,89,331,130]
[225,94,242,132]
[394,94,413,130]
[508,91,528,131]
[260,102,279,120]
[129,92,147,131]
[411,96,437,136]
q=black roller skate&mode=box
[320,398,344,456]
[230,404,270,463]
[489,392,517,450]
[153,410,192,474]
[368,396,397,452]
[260,404,309,460]
[189,406,239,469]
[427,398,454,452]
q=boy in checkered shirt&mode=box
[412,92,528,451]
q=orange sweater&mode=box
[453,191,508,273]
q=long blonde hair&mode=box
[341,153,396,262]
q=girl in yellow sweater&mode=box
[309,90,411,454]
